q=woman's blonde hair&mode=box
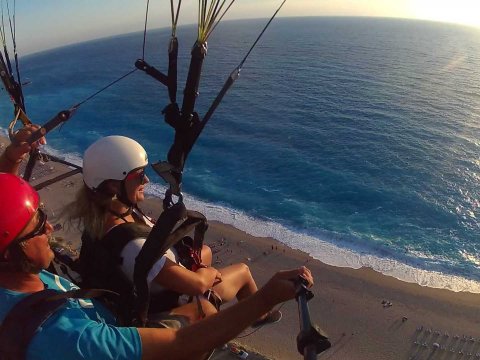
[62,184,114,240]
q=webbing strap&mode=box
[0,288,113,360]
[132,203,208,326]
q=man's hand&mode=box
[260,266,314,307]
[7,124,47,162]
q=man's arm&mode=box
[139,267,313,360]
[0,140,29,174]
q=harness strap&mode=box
[133,203,208,327]
[0,288,113,360]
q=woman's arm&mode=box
[154,258,221,296]
[120,239,219,295]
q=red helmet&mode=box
[0,173,39,254]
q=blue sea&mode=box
[2,17,479,292]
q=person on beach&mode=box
[64,135,281,326]
[0,128,314,359]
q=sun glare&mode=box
[410,0,480,28]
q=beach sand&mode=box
[5,137,480,360]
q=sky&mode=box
[7,0,480,55]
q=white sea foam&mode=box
[42,145,83,167]
[148,182,480,294]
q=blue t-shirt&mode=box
[0,270,142,360]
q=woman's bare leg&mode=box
[209,263,272,322]
[213,263,257,303]
[200,245,212,267]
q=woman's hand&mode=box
[196,265,222,286]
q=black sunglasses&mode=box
[16,208,48,243]
[125,168,147,185]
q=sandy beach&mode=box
[4,136,480,360]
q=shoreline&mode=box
[175,191,480,294]
[3,137,480,359]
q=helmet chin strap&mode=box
[118,180,135,208]
[109,180,135,221]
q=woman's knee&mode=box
[236,262,252,279]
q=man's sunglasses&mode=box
[16,208,48,243]
[125,168,147,184]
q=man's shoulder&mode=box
[39,270,80,292]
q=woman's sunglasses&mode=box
[16,208,48,243]
[125,168,147,184]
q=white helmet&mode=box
[83,135,148,190]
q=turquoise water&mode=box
[2,17,480,291]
